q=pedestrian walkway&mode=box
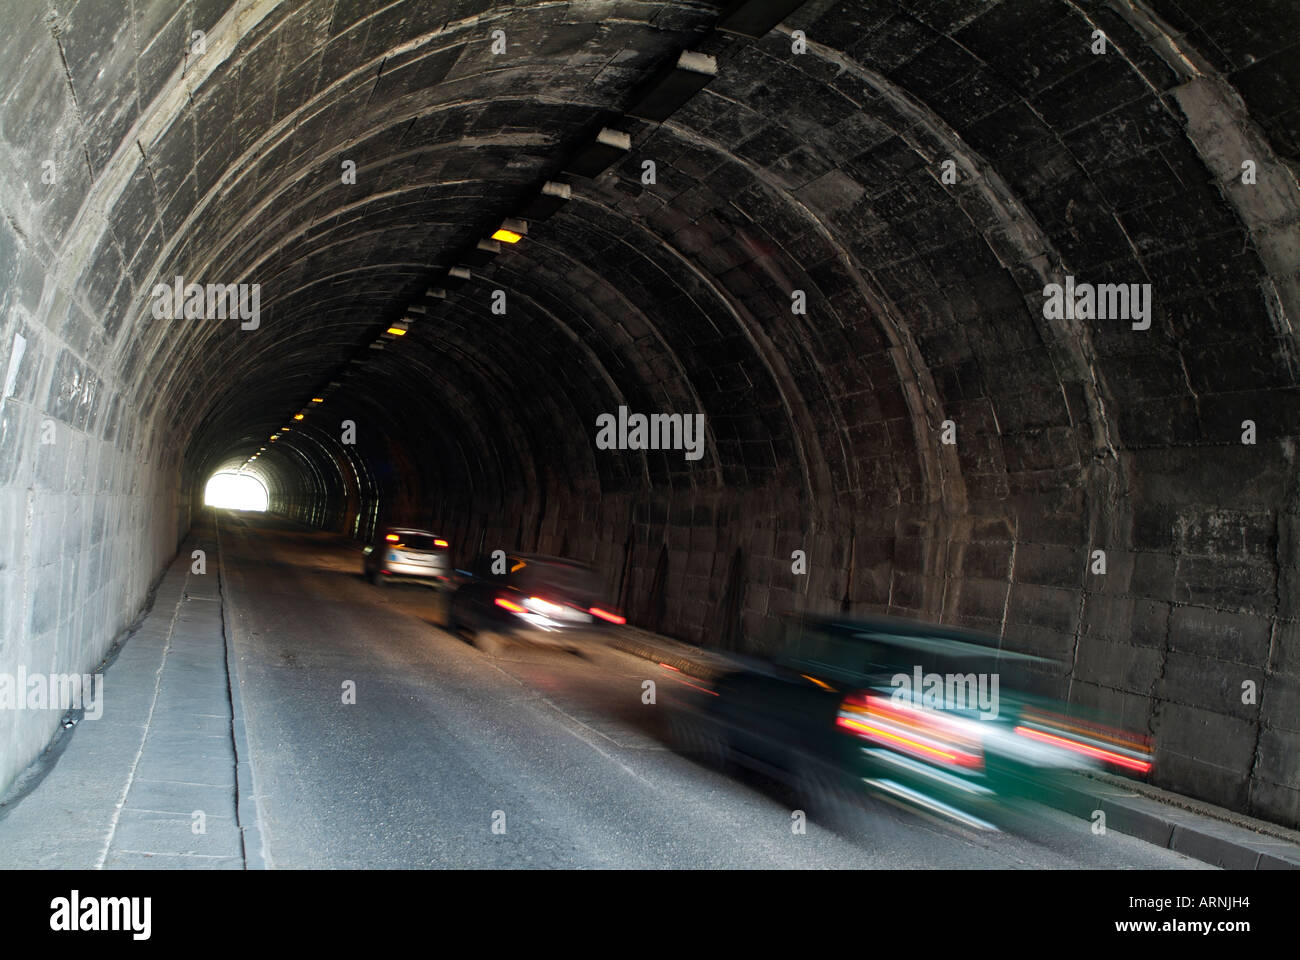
[0,525,252,868]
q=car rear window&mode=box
[512,560,601,600]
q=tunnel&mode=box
[1,0,1298,851]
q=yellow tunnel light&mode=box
[293,413,305,420]
[311,397,324,404]
[270,435,279,441]
[386,326,407,336]
[492,217,528,243]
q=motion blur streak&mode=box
[1013,726,1154,774]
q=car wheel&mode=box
[795,759,861,830]
[666,707,729,769]
[474,630,510,655]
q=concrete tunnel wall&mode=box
[1,0,1299,825]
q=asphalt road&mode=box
[215,512,1209,869]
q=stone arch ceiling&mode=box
[2,0,1300,823]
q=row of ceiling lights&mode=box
[251,0,803,469]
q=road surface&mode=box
[215,512,1208,869]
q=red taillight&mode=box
[836,692,983,770]
[1014,725,1153,774]
[494,597,526,613]
[589,607,626,624]
[1014,707,1153,774]
[434,539,449,548]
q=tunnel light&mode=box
[626,50,718,122]
[424,287,447,302]
[492,218,528,243]
[520,181,571,221]
[444,266,472,289]
[386,324,409,336]
[311,397,324,404]
[564,128,631,178]
[407,305,427,316]
[369,342,386,350]
[270,435,279,441]
[464,239,501,267]
[293,413,305,420]
[716,0,806,38]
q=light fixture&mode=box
[444,266,472,289]
[386,323,409,336]
[716,0,806,38]
[520,181,571,221]
[564,127,631,178]
[492,218,528,243]
[310,397,324,404]
[270,434,279,441]
[626,50,717,122]
[293,413,305,420]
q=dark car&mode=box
[362,526,452,588]
[448,552,625,653]
[662,612,1152,830]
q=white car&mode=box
[363,527,452,588]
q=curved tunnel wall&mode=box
[1,0,1298,825]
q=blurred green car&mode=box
[663,612,1153,830]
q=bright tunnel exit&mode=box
[204,471,269,512]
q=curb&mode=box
[215,517,269,870]
[1050,776,1300,870]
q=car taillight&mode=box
[494,597,526,613]
[836,692,984,770]
[1013,708,1153,773]
[589,607,626,624]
